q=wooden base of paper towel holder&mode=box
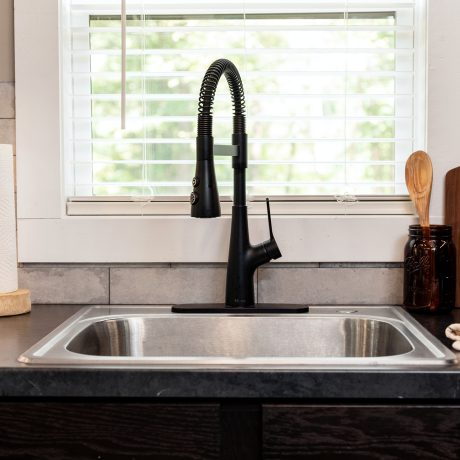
[0,289,31,316]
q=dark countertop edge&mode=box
[1,367,460,399]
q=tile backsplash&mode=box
[18,263,404,305]
[0,82,15,145]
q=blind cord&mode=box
[121,0,127,130]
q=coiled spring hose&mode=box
[197,59,246,136]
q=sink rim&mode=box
[18,305,457,369]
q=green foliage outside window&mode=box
[81,12,410,196]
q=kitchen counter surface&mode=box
[1,304,460,399]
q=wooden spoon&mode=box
[405,150,433,228]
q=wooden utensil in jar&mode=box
[405,150,433,228]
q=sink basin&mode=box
[19,306,456,368]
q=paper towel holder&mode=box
[0,289,31,317]
[0,144,31,316]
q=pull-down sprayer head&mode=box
[190,137,221,218]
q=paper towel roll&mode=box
[0,145,18,293]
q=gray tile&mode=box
[266,263,320,268]
[258,267,403,305]
[20,263,116,268]
[173,263,226,268]
[0,82,14,118]
[0,119,15,145]
[18,267,109,304]
[110,266,234,305]
[106,263,171,268]
[320,262,404,268]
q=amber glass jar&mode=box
[403,225,456,313]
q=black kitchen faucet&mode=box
[172,59,308,313]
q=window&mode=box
[16,0,437,263]
[64,0,425,200]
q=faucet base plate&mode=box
[171,303,309,314]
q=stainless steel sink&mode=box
[18,306,456,368]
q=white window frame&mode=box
[16,0,452,264]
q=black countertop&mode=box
[1,305,460,400]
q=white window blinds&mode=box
[63,0,425,198]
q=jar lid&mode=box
[408,224,452,238]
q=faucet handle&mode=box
[264,198,282,260]
[266,197,274,239]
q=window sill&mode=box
[66,197,414,216]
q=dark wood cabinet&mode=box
[263,405,460,460]
[1,402,460,459]
[0,402,221,459]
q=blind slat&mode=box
[73,71,414,77]
[72,48,414,55]
[71,115,412,121]
[72,25,414,32]
[77,181,408,187]
[72,138,414,143]
[77,94,414,100]
[72,159,408,163]
[70,1,416,13]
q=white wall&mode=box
[427,0,460,221]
